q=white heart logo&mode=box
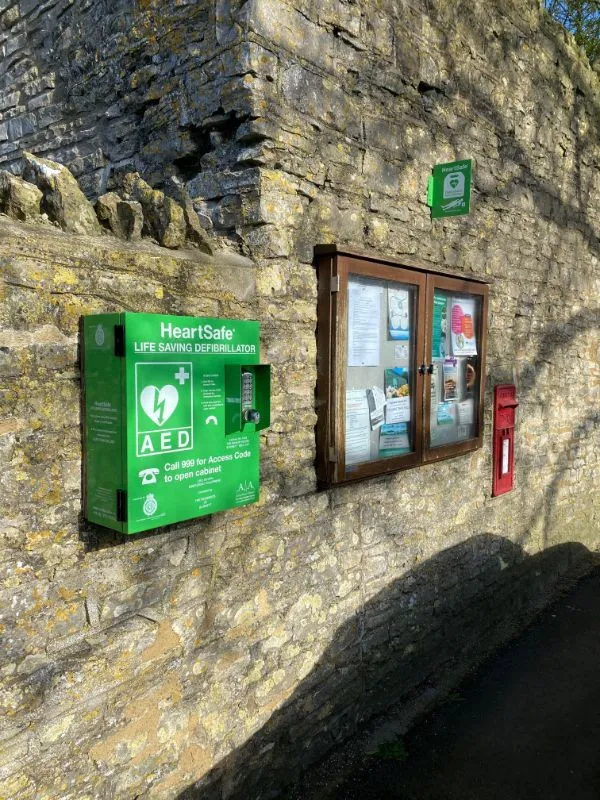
[140,384,179,426]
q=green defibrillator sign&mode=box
[82,313,270,534]
[427,159,472,219]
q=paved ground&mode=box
[326,567,600,800]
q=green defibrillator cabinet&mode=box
[82,312,270,534]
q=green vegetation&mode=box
[372,737,409,763]
[544,1,600,64]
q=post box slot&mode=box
[492,384,517,497]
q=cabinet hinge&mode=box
[114,325,125,357]
[331,275,340,293]
[116,489,127,522]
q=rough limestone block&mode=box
[22,151,102,236]
[120,172,186,249]
[0,171,42,221]
[164,176,213,254]
[96,192,143,241]
[0,7,20,29]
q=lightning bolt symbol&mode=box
[154,392,168,425]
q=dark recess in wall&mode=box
[173,111,251,181]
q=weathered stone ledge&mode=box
[0,215,256,305]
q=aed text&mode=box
[139,429,191,454]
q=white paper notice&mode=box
[345,390,371,466]
[385,396,411,423]
[457,399,475,425]
[394,343,409,361]
[367,385,386,429]
[348,282,381,366]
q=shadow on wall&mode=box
[175,535,596,800]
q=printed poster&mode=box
[366,386,386,429]
[384,367,410,423]
[345,389,371,465]
[379,423,411,456]
[436,401,455,426]
[348,282,381,366]
[384,368,409,399]
[457,398,475,425]
[450,297,477,356]
[430,362,440,405]
[443,358,458,401]
[432,293,448,358]
[386,396,410,424]
[388,287,410,341]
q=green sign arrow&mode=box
[428,159,472,219]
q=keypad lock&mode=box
[225,364,271,435]
[242,370,260,424]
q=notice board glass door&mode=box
[315,245,488,487]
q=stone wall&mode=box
[0,0,258,199]
[1,0,600,799]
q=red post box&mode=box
[492,384,518,497]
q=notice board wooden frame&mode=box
[314,245,489,487]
